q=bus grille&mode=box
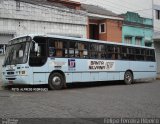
[7,72,14,75]
[6,78,16,80]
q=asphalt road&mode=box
[0,80,160,122]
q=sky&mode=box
[74,0,153,18]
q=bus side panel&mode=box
[119,72,125,80]
[130,61,157,79]
[65,73,73,83]
[72,73,82,82]
[130,61,156,72]
[90,72,99,81]
[134,72,157,79]
[99,72,108,81]
[28,58,51,85]
[33,73,47,84]
[115,61,130,80]
[66,72,93,83]
[82,72,91,82]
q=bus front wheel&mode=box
[124,71,133,85]
[48,73,65,90]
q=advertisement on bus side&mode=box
[88,60,115,71]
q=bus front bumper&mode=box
[2,75,32,86]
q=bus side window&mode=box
[55,41,63,57]
[79,42,88,59]
[98,44,106,59]
[121,47,127,60]
[146,49,156,61]
[49,47,55,57]
[135,48,141,60]
[127,47,135,60]
[78,43,85,58]
[29,37,47,66]
[49,39,55,57]
[141,49,146,60]
[151,50,156,61]
[69,41,76,58]
[114,46,120,60]
[107,45,115,60]
[68,41,88,58]
[89,43,98,59]
[49,39,67,58]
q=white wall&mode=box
[153,0,160,35]
[0,0,87,39]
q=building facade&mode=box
[0,0,87,54]
[75,0,160,78]
[81,4,123,43]
[122,12,153,46]
[153,0,160,78]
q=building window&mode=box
[16,0,20,11]
[0,44,6,55]
[135,37,142,46]
[99,23,106,33]
[145,41,152,47]
[124,37,132,44]
[156,10,160,20]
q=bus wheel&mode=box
[124,71,133,85]
[48,73,65,90]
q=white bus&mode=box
[2,34,157,90]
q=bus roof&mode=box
[11,34,155,49]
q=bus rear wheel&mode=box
[124,71,133,85]
[48,73,65,90]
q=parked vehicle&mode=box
[1,34,157,90]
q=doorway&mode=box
[89,24,99,40]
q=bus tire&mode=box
[48,73,65,90]
[124,71,133,85]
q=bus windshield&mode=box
[4,39,30,66]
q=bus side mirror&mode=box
[34,43,38,52]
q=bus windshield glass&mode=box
[4,37,31,66]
